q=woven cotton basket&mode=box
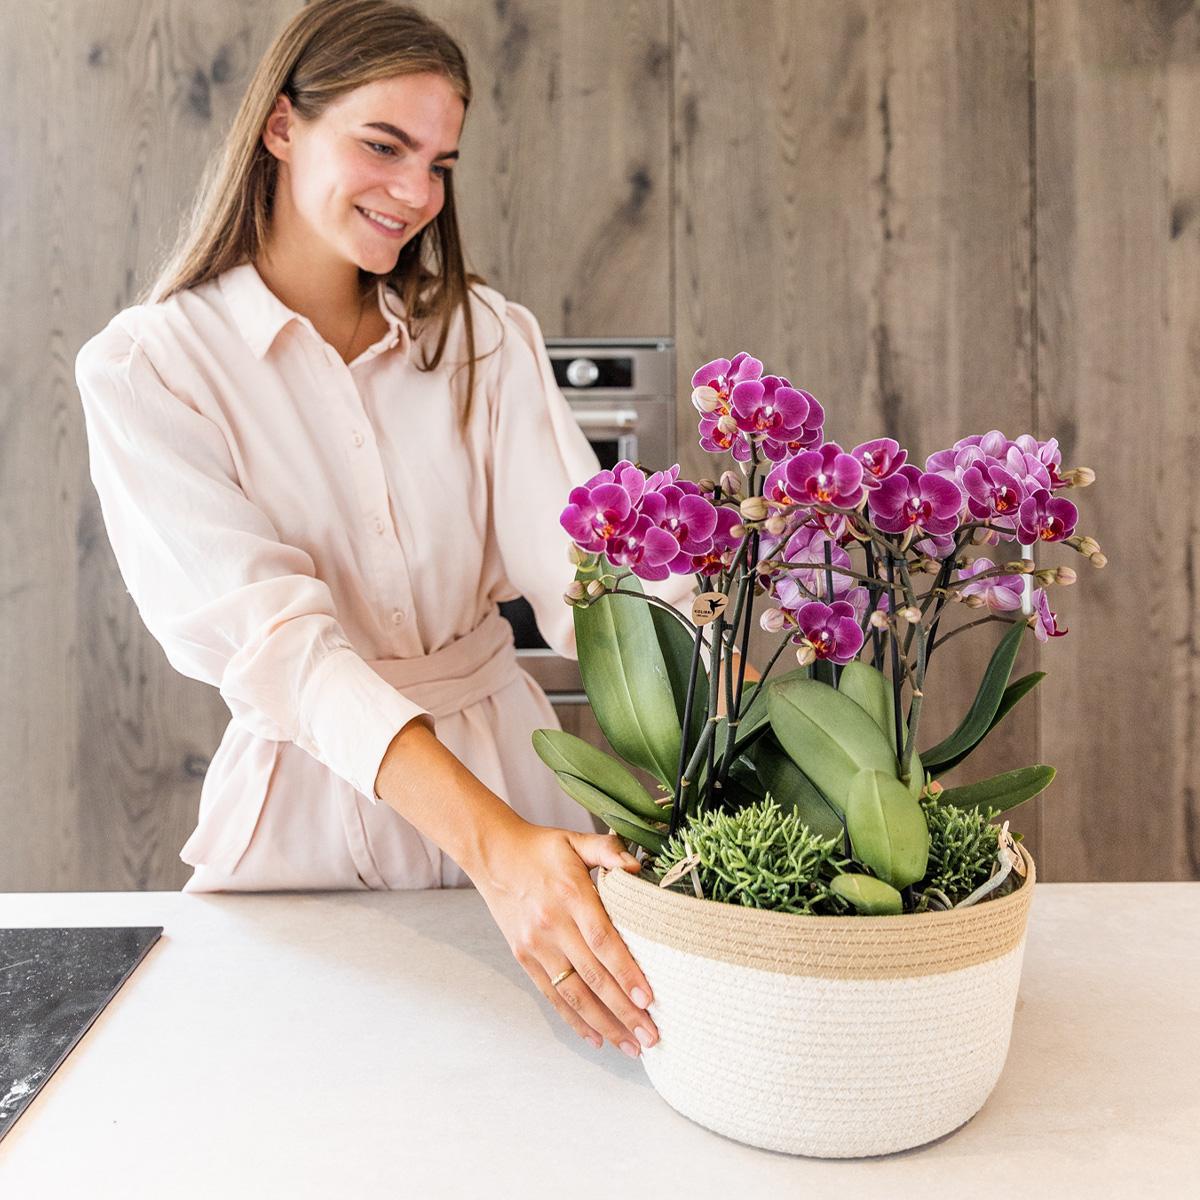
[596,845,1035,1158]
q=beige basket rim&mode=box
[598,843,1036,980]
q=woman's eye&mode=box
[365,141,450,180]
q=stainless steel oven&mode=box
[499,337,676,703]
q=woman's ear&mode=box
[261,94,295,163]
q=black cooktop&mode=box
[0,926,162,1141]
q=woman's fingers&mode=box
[517,953,604,1049]
[557,892,659,1051]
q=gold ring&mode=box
[550,966,577,988]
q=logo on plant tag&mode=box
[691,592,729,626]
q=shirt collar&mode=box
[217,260,411,361]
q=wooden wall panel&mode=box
[1034,0,1200,879]
[422,0,673,336]
[1,0,302,891]
[673,1,1045,862]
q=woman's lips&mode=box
[357,206,408,238]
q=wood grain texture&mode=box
[1,0,301,891]
[422,0,672,334]
[1034,0,1200,879]
[673,0,1046,862]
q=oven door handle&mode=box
[571,408,640,431]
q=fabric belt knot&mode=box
[363,606,521,719]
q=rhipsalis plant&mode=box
[533,351,1104,913]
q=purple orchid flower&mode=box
[559,482,638,552]
[956,556,1025,612]
[784,441,866,509]
[852,438,908,490]
[1012,434,1067,489]
[603,510,681,582]
[691,353,764,418]
[762,523,856,604]
[961,457,1028,537]
[1031,587,1068,642]
[913,531,958,559]
[1017,488,1078,543]
[870,465,965,536]
[691,504,743,577]
[792,599,865,664]
[727,377,824,463]
[640,484,720,574]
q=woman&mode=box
[73,0,702,1060]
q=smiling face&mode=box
[262,72,465,276]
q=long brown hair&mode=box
[145,0,493,430]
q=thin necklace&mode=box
[338,286,370,363]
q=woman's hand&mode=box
[466,816,660,1059]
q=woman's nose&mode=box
[389,165,432,212]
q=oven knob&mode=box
[565,357,600,388]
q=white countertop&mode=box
[1,883,1197,1197]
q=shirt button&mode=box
[391,610,405,625]
[352,431,364,446]
[374,517,385,534]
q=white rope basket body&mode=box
[597,845,1035,1158]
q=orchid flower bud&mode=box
[696,477,717,495]
[963,594,986,608]
[719,469,742,496]
[717,414,738,435]
[567,543,589,566]
[795,643,818,668]
[1034,568,1058,587]
[760,607,788,633]
[1055,565,1078,585]
[1062,466,1096,487]
[739,496,768,522]
[563,581,586,605]
[729,523,746,539]
[764,514,787,535]
[899,605,921,624]
[1090,552,1108,568]
[869,610,890,630]
[585,580,606,599]
[691,384,721,413]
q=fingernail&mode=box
[631,986,650,1008]
[619,1040,639,1059]
[587,1033,602,1049]
[634,1025,655,1048]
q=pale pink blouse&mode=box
[75,262,695,891]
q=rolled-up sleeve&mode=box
[489,300,697,659]
[75,324,431,804]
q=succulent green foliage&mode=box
[921,619,1027,774]
[750,734,844,841]
[552,772,667,856]
[844,768,931,889]
[830,873,904,915]
[572,562,681,787]
[651,797,850,914]
[935,764,1056,813]
[928,672,1046,776]
[920,796,1006,902]
[837,660,925,796]
[766,677,898,815]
